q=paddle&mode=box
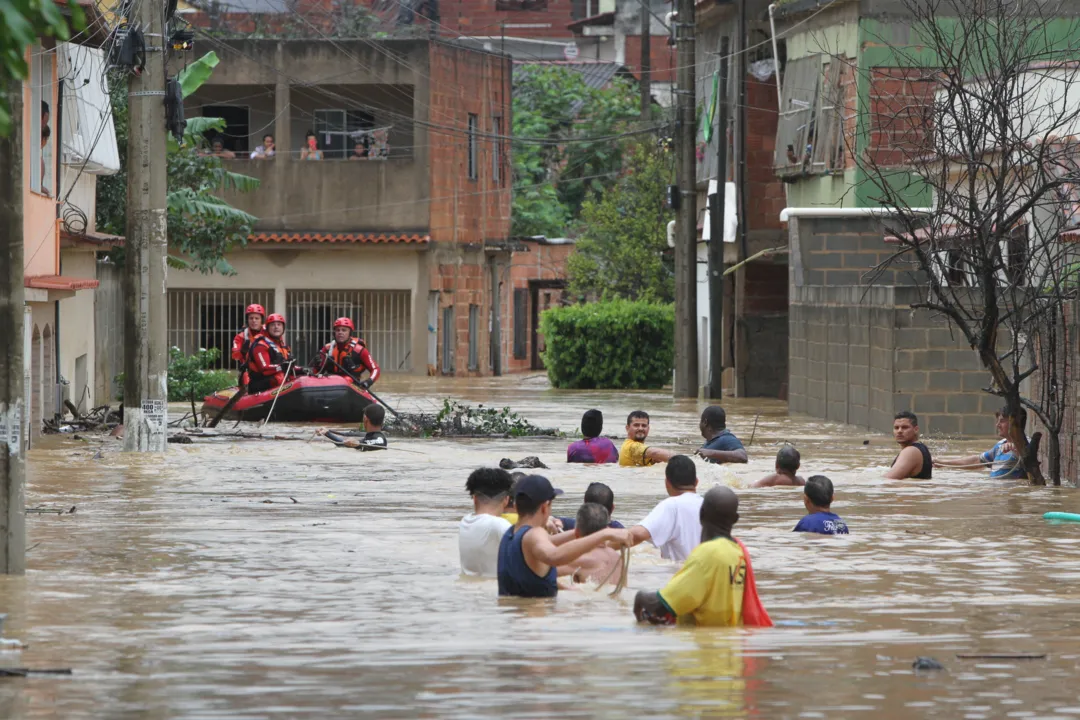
[260,360,295,428]
[320,354,405,422]
[206,382,244,428]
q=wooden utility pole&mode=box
[673,0,697,397]
[0,78,27,575]
[708,37,729,399]
[639,1,651,119]
[734,0,750,396]
[123,0,169,451]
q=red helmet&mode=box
[333,317,355,332]
[245,303,266,319]
[266,313,286,326]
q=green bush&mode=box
[539,300,674,389]
[167,347,236,402]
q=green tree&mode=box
[567,142,674,303]
[511,65,640,237]
[97,52,259,274]
[0,0,84,135]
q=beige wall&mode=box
[24,50,58,279]
[58,250,98,409]
[170,245,430,374]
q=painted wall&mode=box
[58,250,98,409]
[23,50,58,279]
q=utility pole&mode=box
[124,0,169,451]
[639,0,651,119]
[0,78,27,575]
[734,0,749,396]
[673,0,697,398]
[708,37,729,399]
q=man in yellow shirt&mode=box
[619,410,677,467]
[634,486,768,627]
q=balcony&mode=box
[220,156,428,234]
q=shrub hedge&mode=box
[539,300,674,389]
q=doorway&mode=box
[529,280,566,370]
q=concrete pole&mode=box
[708,37,729,399]
[640,1,651,119]
[123,0,169,451]
[0,77,27,574]
[673,0,698,398]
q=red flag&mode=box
[736,538,773,628]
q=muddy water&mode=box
[3,375,1080,718]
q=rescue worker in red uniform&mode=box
[312,317,381,388]
[231,303,266,386]
[247,313,295,394]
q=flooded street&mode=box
[3,374,1080,718]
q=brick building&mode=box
[170,38,560,376]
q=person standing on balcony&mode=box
[300,130,323,161]
[312,317,381,389]
[231,304,266,386]
[250,134,275,159]
[247,314,294,394]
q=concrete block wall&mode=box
[789,215,997,437]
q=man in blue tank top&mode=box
[498,475,633,598]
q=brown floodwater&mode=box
[2,374,1080,719]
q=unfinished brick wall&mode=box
[745,75,785,232]
[437,0,578,38]
[623,35,677,84]
[789,215,996,437]
[867,66,936,167]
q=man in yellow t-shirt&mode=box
[634,486,750,627]
[619,410,677,467]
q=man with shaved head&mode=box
[753,445,806,488]
[633,486,771,627]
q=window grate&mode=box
[168,289,275,369]
[468,113,478,180]
[287,290,412,371]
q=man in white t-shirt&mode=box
[459,467,514,577]
[628,455,703,563]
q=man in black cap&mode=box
[497,475,633,598]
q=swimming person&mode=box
[315,404,387,450]
[695,406,748,465]
[633,486,772,627]
[554,482,625,532]
[497,475,633,598]
[619,410,676,466]
[459,468,514,577]
[884,411,932,479]
[753,445,806,488]
[566,503,624,588]
[793,475,849,535]
[933,407,1028,479]
[627,455,703,563]
[567,409,618,464]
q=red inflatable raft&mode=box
[201,375,377,423]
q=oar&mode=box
[260,360,295,429]
[321,355,405,422]
[206,384,245,428]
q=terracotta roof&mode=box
[248,232,430,244]
[25,275,100,291]
[60,229,125,248]
[567,11,615,32]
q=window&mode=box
[492,116,502,186]
[496,0,548,10]
[774,55,832,176]
[30,43,48,195]
[468,113,478,181]
[809,61,844,173]
[202,105,251,153]
[442,306,455,374]
[468,304,480,370]
[314,109,375,159]
[513,288,527,359]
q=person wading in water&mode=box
[885,411,933,479]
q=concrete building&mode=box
[692,0,790,398]
[175,38,561,376]
[19,17,120,443]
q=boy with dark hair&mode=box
[794,475,849,535]
[696,405,748,464]
[885,410,932,479]
[620,410,676,466]
[567,409,619,463]
[459,468,514,577]
[497,476,632,598]
[316,404,387,450]
[633,486,772,627]
[566,503,624,588]
[627,455,703,562]
[753,445,806,488]
[556,482,625,531]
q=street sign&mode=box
[564,43,580,60]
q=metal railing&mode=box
[286,290,412,372]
